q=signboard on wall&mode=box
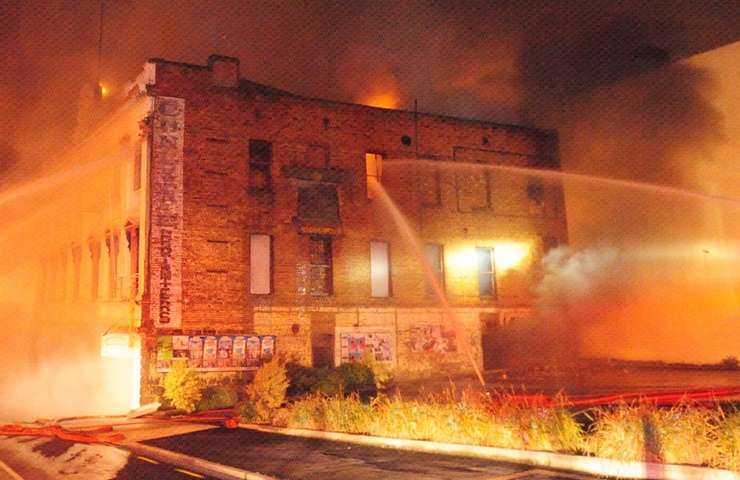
[409,325,457,354]
[339,332,394,364]
[150,96,185,329]
[156,334,276,372]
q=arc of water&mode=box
[370,182,487,389]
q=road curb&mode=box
[120,441,279,480]
[240,423,739,480]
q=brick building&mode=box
[26,54,567,405]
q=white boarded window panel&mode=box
[370,241,390,297]
[250,234,271,294]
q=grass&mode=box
[263,391,740,471]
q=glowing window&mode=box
[365,152,383,199]
[250,234,272,294]
[370,241,390,297]
[476,247,497,298]
[424,244,444,295]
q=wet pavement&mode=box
[145,427,598,480]
[0,435,216,479]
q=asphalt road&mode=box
[145,427,598,480]
[0,435,214,479]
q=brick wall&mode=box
[142,57,567,379]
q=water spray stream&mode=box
[385,158,740,207]
[370,182,487,390]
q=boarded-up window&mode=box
[370,241,390,297]
[476,247,496,298]
[461,170,491,211]
[308,236,332,295]
[421,168,441,206]
[424,244,444,294]
[297,184,339,225]
[249,139,272,191]
[250,234,271,294]
[365,153,383,199]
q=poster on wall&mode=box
[217,336,233,368]
[339,332,394,364]
[188,336,204,368]
[260,335,275,363]
[246,336,261,367]
[150,96,185,329]
[156,336,173,370]
[232,336,246,368]
[409,325,457,353]
[156,334,277,372]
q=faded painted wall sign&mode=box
[150,97,185,329]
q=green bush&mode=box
[286,362,376,397]
[244,359,289,422]
[162,361,204,413]
[197,384,238,411]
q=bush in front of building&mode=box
[162,361,205,413]
[196,384,239,411]
[243,358,289,422]
[286,362,376,397]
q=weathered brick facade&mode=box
[134,54,567,394]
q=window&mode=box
[308,236,332,295]
[370,241,390,297]
[249,139,272,191]
[365,152,383,199]
[527,179,545,214]
[297,184,339,225]
[421,168,441,207]
[476,247,497,298]
[133,140,142,191]
[250,234,272,294]
[424,244,444,295]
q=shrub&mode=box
[720,356,739,370]
[162,361,204,413]
[244,359,289,422]
[717,412,740,471]
[286,362,376,397]
[197,384,238,411]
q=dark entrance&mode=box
[311,312,335,368]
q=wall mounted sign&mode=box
[150,96,185,328]
[156,334,277,372]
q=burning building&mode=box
[7,54,567,407]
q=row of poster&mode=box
[339,332,394,364]
[156,334,275,371]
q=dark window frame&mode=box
[249,139,273,192]
[308,236,333,296]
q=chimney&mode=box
[208,54,240,88]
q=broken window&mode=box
[250,234,272,294]
[249,139,272,191]
[365,152,383,199]
[370,241,391,297]
[527,179,545,215]
[424,244,444,295]
[308,236,332,295]
[297,184,340,225]
[476,247,497,298]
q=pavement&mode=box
[143,427,598,480]
[0,434,217,479]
